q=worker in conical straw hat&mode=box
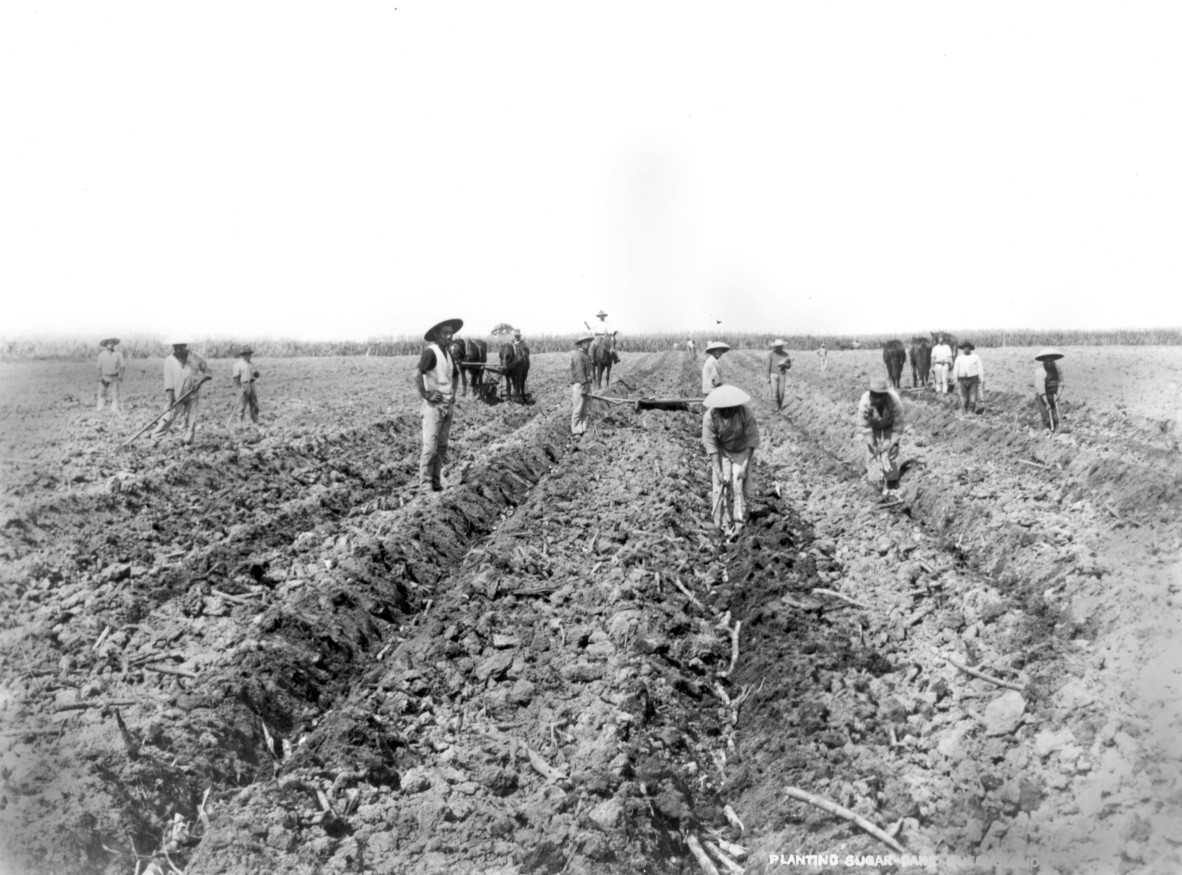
[149,338,212,446]
[952,340,984,415]
[416,318,463,492]
[570,331,596,437]
[857,376,905,497]
[1033,348,1065,434]
[701,384,760,534]
[701,341,730,395]
[96,337,125,415]
[766,339,792,411]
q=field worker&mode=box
[767,339,792,410]
[931,335,954,394]
[505,328,532,400]
[95,337,125,414]
[416,318,462,492]
[686,336,696,354]
[701,341,730,395]
[817,343,828,371]
[857,377,905,495]
[231,347,261,425]
[702,384,760,533]
[952,340,984,414]
[1033,348,1066,434]
[570,332,595,436]
[150,340,211,445]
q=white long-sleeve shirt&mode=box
[952,352,984,381]
[702,357,724,394]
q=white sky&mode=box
[3,2,1181,341]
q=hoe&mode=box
[122,376,212,447]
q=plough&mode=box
[459,362,530,404]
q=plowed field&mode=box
[2,347,1180,875]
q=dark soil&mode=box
[2,350,1179,875]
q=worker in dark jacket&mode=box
[570,332,595,436]
[1033,348,1066,434]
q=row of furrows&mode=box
[704,380,1077,860]
[181,350,746,873]
[716,359,1156,865]
[0,393,572,873]
[794,354,1182,518]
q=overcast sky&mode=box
[4,2,1181,342]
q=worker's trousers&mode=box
[151,396,200,444]
[711,451,751,529]
[957,376,980,413]
[571,384,591,435]
[769,373,785,409]
[864,429,900,487]
[420,400,454,491]
[96,377,123,413]
[1035,392,1060,431]
[236,383,260,423]
[932,363,950,394]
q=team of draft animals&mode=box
[90,319,1067,530]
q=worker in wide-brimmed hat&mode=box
[231,346,261,426]
[570,332,596,436]
[415,318,463,492]
[702,384,760,533]
[150,338,211,445]
[701,341,730,394]
[766,339,793,411]
[95,337,125,414]
[816,342,829,371]
[589,309,615,337]
[951,340,984,415]
[1033,348,1066,434]
[857,376,905,496]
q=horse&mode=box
[499,340,531,400]
[908,337,932,389]
[590,335,618,389]
[882,340,906,388]
[449,338,488,398]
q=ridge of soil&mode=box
[2,348,1180,875]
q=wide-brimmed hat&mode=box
[576,332,595,345]
[239,346,255,356]
[705,341,730,354]
[869,377,890,393]
[99,337,120,347]
[958,341,975,352]
[167,338,188,347]
[703,384,751,409]
[424,318,463,342]
[1034,347,1063,362]
[596,310,608,318]
[771,338,786,348]
[512,329,522,337]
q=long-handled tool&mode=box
[1047,393,1061,433]
[589,394,705,411]
[122,376,211,447]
